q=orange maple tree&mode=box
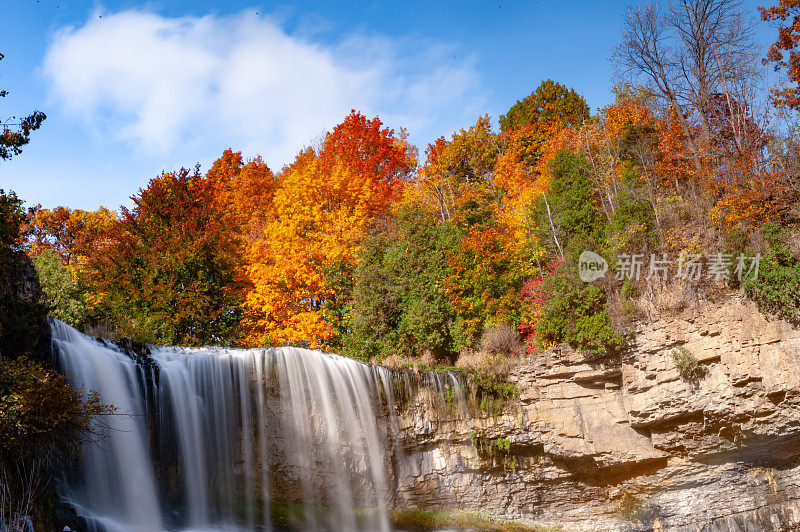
[244,112,415,348]
[29,206,116,265]
[760,0,800,109]
[319,110,415,215]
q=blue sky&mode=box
[0,0,774,210]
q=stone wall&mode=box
[391,296,800,531]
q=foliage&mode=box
[0,52,45,160]
[29,206,115,263]
[0,190,26,254]
[207,149,276,239]
[479,323,522,355]
[520,262,626,355]
[500,79,589,132]
[744,222,800,324]
[671,345,708,380]
[445,188,528,346]
[320,110,416,213]
[470,369,520,415]
[0,356,112,532]
[409,115,497,221]
[0,190,49,362]
[606,168,660,253]
[32,250,86,327]
[532,150,606,259]
[472,435,519,471]
[0,357,111,459]
[245,161,380,348]
[0,192,112,528]
[81,167,243,345]
[344,206,461,361]
[10,53,799,369]
[244,112,415,349]
[760,1,800,109]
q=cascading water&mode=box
[50,320,468,531]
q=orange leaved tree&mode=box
[245,158,374,348]
[244,112,415,348]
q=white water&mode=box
[51,320,467,531]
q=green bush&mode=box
[532,267,627,354]
[344,207,461,361]
[744,223,800,324]
[32,250,87,327]
[671,345,708,380]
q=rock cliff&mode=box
[0,250,51,363]
[392,296,800,531]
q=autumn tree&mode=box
[320,110,416,214]
[444,186,529,345]
[245,158,376,348]
[245,112,415,348]
[760,0,800,109]
[410,115,497,221]
[499,79,589,132]
[205,148,276,238]
[614,0,761,168]
[0,52,45,160]
[29,206,115,263]
[82,168,242,345]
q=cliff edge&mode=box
[393,296,800,531]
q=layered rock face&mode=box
[392,297,800,531]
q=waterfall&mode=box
[50,320,468,531]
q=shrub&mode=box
[344,207,461,362]
[470,369,519,415]
[521,263,627,355]
[480,323,522,355]
[671,346,708,380]
[744,223,800,324]
[0,356,113,528]
[32,250,87,327]
[454,350,516,379]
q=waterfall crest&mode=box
[50,320,467,531]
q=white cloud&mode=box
[42,9,489,167]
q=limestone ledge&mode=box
[391,296,800,531]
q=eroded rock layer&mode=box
[392,297,800,531]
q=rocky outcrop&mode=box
[0,250,51,363]
[392,296,800,531]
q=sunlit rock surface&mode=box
[393,296,800,531]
